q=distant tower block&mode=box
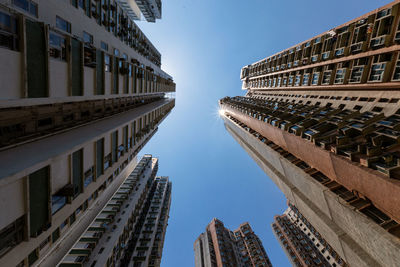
[194,218,273,267]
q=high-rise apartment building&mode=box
[194,218,272,267]
[58,155,171,267]
[0,0,175,266]
[272,204,346,267]
[219,1,400,266]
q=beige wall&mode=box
[49,59,69,98]
[51,154,70,194]
[0,178,25,229]
[0,49,21,99]
[83,67,95,97]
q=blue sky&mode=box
[137,0,392,266]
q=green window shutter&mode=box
[132,66,137,93]
[111,131,117,163]
[124,126,128,152]
[113,56,119,94]
[96,139,104,178]
[29,166,50,237]
[71,38,83,96]
[72,149,83,196]
[26,20,47,98]
[125,63,129,93]
[96,50,104,95]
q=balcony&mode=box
[322,51,331,60]
[370,35,387,48]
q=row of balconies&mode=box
[0,95,166,148]
[245,51,400,89]
[222,96,400,179]
[72,0,161,66]
[47,29,170,86]
[242,3,400,81]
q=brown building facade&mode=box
[220,1,400,266]
[194,219,272,267]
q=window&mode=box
[104,153,111,170]
[69,213,76,225]
[28,249,38,266]
[302,73,310,86]
[124,126,129,151]
[349,66,364,83]
[60,220,67,231]
[83,32,96,68]
[75,205,82,216]
[96,139,104,178]
[49,32,67,61]
[101,41,108,51]
[111,131,118,164]
[56,16,71,33]
[393,56,400,80]
[84,167,94,187]
[322,71,331,84]
[104,54,111,72]
[294,74,301,86]
[13,0,38,17]
[39,236,50,250]
[369,63,386,81]
[51,195,66,215]
[83,31,93,45]
[72,149,83,197]
[78,0,84,9]
[0,216,25,258]
[311,72,319,85]
[0,10,19,51]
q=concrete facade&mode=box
[58,156,172,267]
[0,0,175,149]
[0,0,175,266]
[0,98,173,266]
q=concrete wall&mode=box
[83,67,95,96]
